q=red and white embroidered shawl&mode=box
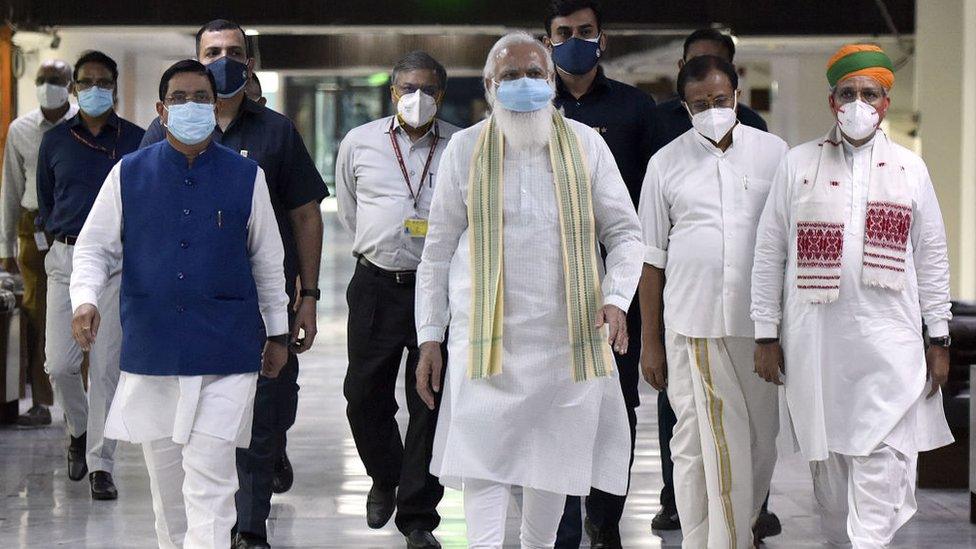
[795,127,911,303]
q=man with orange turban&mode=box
[751,44,954,547]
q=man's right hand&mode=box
[416,341,444,411]
[641,341,668,391]
[0,257,18,274]
[754,341,785,385]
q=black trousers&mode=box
[344,261,443,534]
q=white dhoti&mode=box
[105,371,258,549]
[665,330,779,549]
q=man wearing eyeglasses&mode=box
[70,59,288,549]
[36,50,144,500]
[637,55,787,549]
[334,50,460,549]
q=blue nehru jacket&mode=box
[118,140,264,376]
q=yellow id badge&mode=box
[404,218,429,238]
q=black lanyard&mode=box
[389,119,440,210]
[70,123,122,160]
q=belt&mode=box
[358,256,416,284]
[55,235,79,246]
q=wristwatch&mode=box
[929,335,951,348]
[267,334,289,345]
[300,288,321,301]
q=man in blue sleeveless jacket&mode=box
[68,60,289,549]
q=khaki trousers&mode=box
[17,209,52,406]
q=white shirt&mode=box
[639,124,789,339]
[0,105,78,256]
[69,158,289,337]
[336,116,461,271]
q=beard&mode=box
[487,92,554,151]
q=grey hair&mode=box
[482,31,554,81]
[391,50,447,91]
[38,59,73,82]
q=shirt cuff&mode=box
[0,240,15,258]
[926,320,949,339]
[603,294,632,313]
[70,288,99,313]
[754,321,779,340]
[644,245,667,269]
[263,310,290,337]
[418,325,446,344]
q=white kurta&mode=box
[416,118,643,497]
[751,130,954,461]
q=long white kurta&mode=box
[751,130,954,461]
[416,117,643,497]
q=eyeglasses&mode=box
[75,78,115,91]
[393,84,441,97]
[686,94,735,114]
[164,92,216,105]
[834,87,887,104]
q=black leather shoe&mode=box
[271,451,293,494]
[89,471,118,500]
[67,432,88,481]
[17,404,52,427]
[651,505,681,531]
[366,483,396,529]
[585,517,622,549]
[405,530,440,549]
[754,508,782,542]
[231,532,271,549]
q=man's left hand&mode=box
[290,297,318,353]
[596,304,628,355]
[925,345,950,398]
[262,340,289,378]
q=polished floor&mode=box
[1,205,974,548]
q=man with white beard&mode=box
[414,32,643,547]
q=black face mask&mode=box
[207,56,249,98]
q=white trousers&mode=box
[462,479,567,549]
[142,433,239,549]
[811,446,917,548]
[44,241,122,472]
[665,331,779,549]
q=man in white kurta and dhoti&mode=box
[750,44,954,548]
[414,32,643,548]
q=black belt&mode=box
[358,256,416,284]
[55,235,79,246]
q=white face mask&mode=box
[687,97,738,143]
[836,99,880,140]
[396,89,438,128]
[36,83,70,110]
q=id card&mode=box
[404,218,428,238]
[34,232,49,251]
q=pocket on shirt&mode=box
[738,178,774,217]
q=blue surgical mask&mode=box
[551,35,602,75]
[206,56,249,98]
[164,102,216,145]
[494,78,554,112]
[77,87,114,117]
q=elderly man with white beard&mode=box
[414,32,643,548]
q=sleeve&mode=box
[139,118,166,149]
[247,168,290,336]
[70,163,123,311]
[35,135,56,233]
[637,157,670,269]
[278,123,330,211]
[750,156,793,339]
[911,164,952,337]
[334,134,358,235]
[0,127,26,257]
[588,130,644,313]
[415,136,468,344]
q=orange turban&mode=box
[826,44,895,89]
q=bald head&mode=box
[36,60,72,87]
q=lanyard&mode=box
[389,118,440,210]
[70,123,122,160]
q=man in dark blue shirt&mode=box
[544,2,657,548]
[36,50,144,501]
[140,20,328,549]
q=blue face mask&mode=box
[495,77,554,112]
[206,56,249,98]
[551,36,602,75]
[77,87,114,117]
[164,102,216,145]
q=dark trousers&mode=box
[343,261,443,534]
[236,330,300,539]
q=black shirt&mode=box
[141,98,328,294]
[653,97,768,154]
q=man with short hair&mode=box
[415,31,643,547]
[71,59,288,549]
[1,59,77,427]
[335,50,460,549]
[639,54,787,549]
[140,20,329,549]
[751,44,953,548]
[36,50,144,499]
[540,2,658,547]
